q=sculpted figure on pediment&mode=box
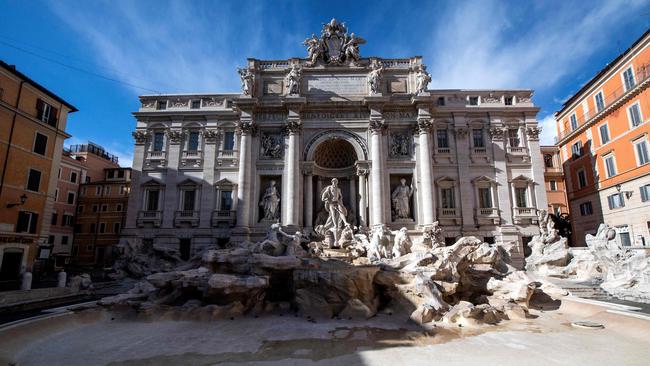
[415,65,431,95]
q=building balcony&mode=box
[438,207,460,225]
[436,147,451,154]
[211,210,236,227]
[174,210,200,227]
[506,146,530,163]
[475,207,500,225]
[137,210,162,227]
[180,150,203,169]
[216,150,239,167]
[507,146,528,154]
[513,207,537,224]
[144,151,167,169]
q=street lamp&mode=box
[7,194,28,208]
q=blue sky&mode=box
[1,0,649,167]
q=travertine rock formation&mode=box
[102,226,565,326]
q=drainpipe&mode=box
[0,81,25,199]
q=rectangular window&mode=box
[61,236,69,245]
[188,131,200,151]
[153,132,165,151]
[608,193,625,209]
[156,100,167,110]
[636,140,649,165]
[101,204,108,212]
[77,205,84,214]
[577,169,587,189]
[599,124,610,144]
[508,128,520,147]
[27,169,41,192]
[36,99,58,127]
[628,103,643,127]
[92,204,98,213]
[579,202,593,216]
[469,96,479,105]
[147,190,160,211]
[62,214,73,226]
[99,222,106,233]
[223,131,235,150]
[570,114,578,130]
[220,190,232,211]
[640,184,650,202]
[107,170,115,179]
[191,100,201,109]
[67,192,75,205]
[104,186,111,196]
[16,211,38,234]
[48,235,55,244]
[90,223,96,233]
[441,188,455,208]
[550,180,557,191]
[604,155,617,178]
[623,66,635,91]
[504,96,514,105]
[54,189,59,202]
[515,187,527,207]
[478,187,492,208]
[436,130,449,148]
[436,97,445,106]
[472,129,484,148]
[120,185,127,195]
[571,141,583,158]
[594,91,605,112]
[116,203,123,212]
[96,186,101,196]
[113,222,121,233]
[117,170,125,178]
[182,190,196,211]
[33,133,48,155]
[70,171,77,183]
[51,212,58,225]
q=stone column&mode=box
[200,128,220,228]
[162,128,183,228]
[349,177,357,221]
[526,126,547,210]
[302,163,314,231]
[417,118,436,226]
[234,121,254,234]
[489,126,513,225]
[356,163,369,228]
[125,130,148,230]
[282,120,301,227]
[369,120,386,226]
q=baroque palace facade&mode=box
[123,20,546,267]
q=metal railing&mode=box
[68,143,119,163]
[558,63,650,140]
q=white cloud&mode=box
[538,114,558,146]
[427,0,646,90]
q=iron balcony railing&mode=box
[558,63,650,141]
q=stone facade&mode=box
[122,21,546,268]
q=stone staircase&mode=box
[562,285,614,301]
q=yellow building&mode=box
[0,60,76,289]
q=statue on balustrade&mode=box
[260,180,280,221]
[391,178,414,220]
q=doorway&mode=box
[179,238,191,260]
[0,249,24,281]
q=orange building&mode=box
[541,145,570,217]
[73,166,130,267]
[555,30,650,247]
[0,60,77,287]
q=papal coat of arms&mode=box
[303,18,366,66]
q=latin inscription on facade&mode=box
[306,75,366,95]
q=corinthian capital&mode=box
[416,118,433,134]
[132,130,149,144]
[203,129,221,143]
[236,121,256,135]
[368,119,386,134]
[526,126,541,141]
[166,129,184,144]
[283,120,303,135]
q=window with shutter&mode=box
[27,169,41,191]
[33,133,48,155]
[29,212,38,233]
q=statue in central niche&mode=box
[260,180,280,221]
[321,178,348,243]
[392,178,413,220]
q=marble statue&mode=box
[370,224,393,260]
[343,33,366,64]
[391,178,413,220]
[285,64,302,95]
[254,223,285,256]
[314,208,328,227]
[537,209,558,244]
[415,65,431,95]
[260,180,280,221]
[367,60,384,95]
[303,34,323,66]
[279,228,309,257]
[237,67,255,96]
[391,227,413,258]
[337,223,357,249]
[261,134,283,159]
[422,221,444,249]
[321,178,349,243]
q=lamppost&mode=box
[6,194,27,208]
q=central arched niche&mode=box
[313,138,357,169]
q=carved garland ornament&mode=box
[488,127,506,141]
[203,129,220,143]
[166,129,184,144]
